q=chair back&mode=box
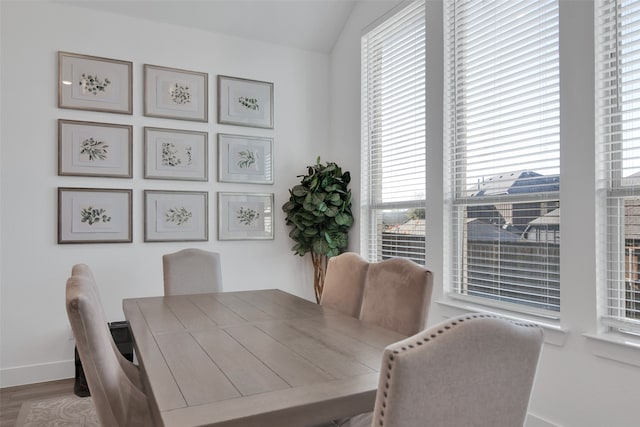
[372,314,544,427]
[359,257,433,336]
[162,248,222,296]
[66,264,153,427]
[320,252,369,317]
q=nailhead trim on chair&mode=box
[376,314,539,426]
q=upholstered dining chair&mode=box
[338,313,544,427]
[162,248,223,296]
[359,257,433,336]
[320,252,369,317]
[66,264,153,427]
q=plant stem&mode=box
[310,252,327,303]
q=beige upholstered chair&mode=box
[359,257,433,336]
[338,313,544,427]
[320,252,369,317]
[162,248,222,296]
[66,264,153,427]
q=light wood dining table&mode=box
[123,289,405,427]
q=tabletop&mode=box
[123,289,405,427]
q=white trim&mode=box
[360,0,426,265]
[525,413,559,427]
[448,292,561,321]
[436,299,568,346]
[583,332,640,367]
[595,0,640,335]
[361,0,415,36]
[0,360,74,388]
[444,0,562,314]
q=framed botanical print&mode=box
[58,51,132,114]
[144,64,208,122]
[58,187,132,244]
[218,75,274,128]
[218,192,274,240]
[144,190,208,242]
[58,120,132,178]
[218,133,273,184]
[144,127,208,181]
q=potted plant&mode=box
[282,157,354,302]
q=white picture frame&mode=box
[218,75,274,129]
[144,190,208,242]
[58,120,132,178]
[58,187,132,244]
[144,127,208,181]
[58,51,132,114]
[218,192,274,240]
[144,64,208,122]
[218,133,273,184]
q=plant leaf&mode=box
[325,205,338,217]
[282,200,296,212]
[292,185,308,197]
[335,212,353,227]
[313,239,329,254]
[303,228,318,237]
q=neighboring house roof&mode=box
[622,170,640,187]
[384,219,425,235]
[528,208,560,226]
[465,218,522,242]
[526,203,640,238]
[470,170,560,197]
[383,171,562,239]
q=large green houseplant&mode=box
[282,157,354,302]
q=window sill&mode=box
[436,299,568,346]
[583,332,640,367]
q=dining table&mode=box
[123,289,406,427]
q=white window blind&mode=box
[361,0,426,264]
[446,0,561,313]
[597,0,640,333]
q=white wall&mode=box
[0,1,329,387]
[331,1,640,427]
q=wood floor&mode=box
[0,378,75,427]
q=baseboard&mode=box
[0,359,74,388]
[526,413,559,427]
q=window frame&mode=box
[444,0,562,317]
[596,0,640,337]
[360,0,427,265]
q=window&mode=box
[361,0,426,265]
[445,0,561,313]
[597,0,640,333]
